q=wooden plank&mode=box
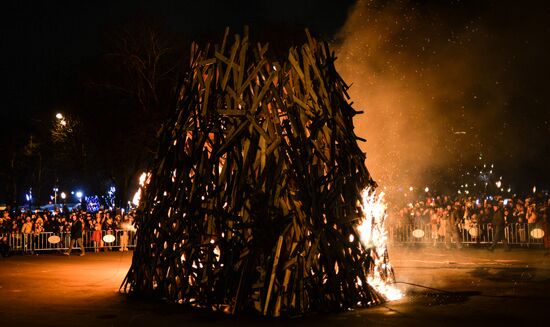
[263,235,283,315]
[215,109,247,116]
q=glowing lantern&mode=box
[530,228,544,239]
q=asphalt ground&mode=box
[1,246,549,326]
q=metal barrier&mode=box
[388,222,546,247]
[1,223,546,253]
[1,229,137,254]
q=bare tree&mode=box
[82,22,183,206]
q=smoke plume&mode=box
[334,0,550,198]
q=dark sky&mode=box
[2,0,549,194]
[2,0,353,113]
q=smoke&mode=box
[333,0,544,199]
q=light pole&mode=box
[77,191,85,211]
[53,187,59,205]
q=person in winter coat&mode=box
[64,215,85,256]
[488,201,509,251]
[21,216,33,253]
[444,203,463,250]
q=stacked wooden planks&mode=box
[121,28,386,317]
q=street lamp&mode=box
[25,188,33,208]
[53,187,59,205]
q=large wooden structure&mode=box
[122,29,388,317]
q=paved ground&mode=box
[1,246,549,326]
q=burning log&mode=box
[121,28,398,317]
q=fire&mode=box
[356,188,403,301]
[132,189,141,206]
[132,172,152,206]
[139,172,151,186]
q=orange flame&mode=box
[356,188,403,301]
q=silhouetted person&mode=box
[64,215,85,256]
[445,203,462,249]
[488,201,509,251]
[0,235,9,257]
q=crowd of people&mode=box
[0,207,136,256]
[389,193,550,250]
[1,192,550,256]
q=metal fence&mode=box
[1,223,547,253]
[1,229,137,254]
[388,222,546,247]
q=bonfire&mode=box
[121,28,400,317]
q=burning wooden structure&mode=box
[121,29,395,317]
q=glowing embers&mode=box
[356,188,403,301]
[366,266,403,301]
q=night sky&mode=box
[3,0,353,114]
[2,0,549,198]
